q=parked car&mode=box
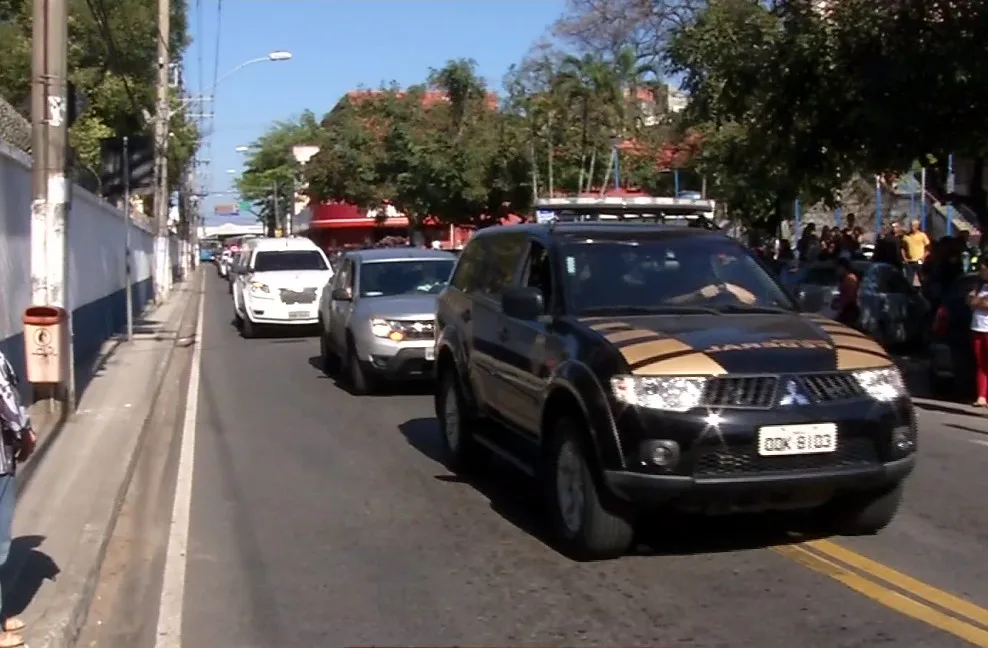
[929,273,979,399]
[231,237,334,338]
[434,223,915,560]
[317,247,455,393]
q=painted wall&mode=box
[0,142,174,396]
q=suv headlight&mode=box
[249,281,270,295]
[852,367,906,402]
[370,318,405,342]
[611,375,707,413]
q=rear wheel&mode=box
[545,417,634,560]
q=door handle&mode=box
[498,327,509,342]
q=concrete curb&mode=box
[19,271,203,648]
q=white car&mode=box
[231,237,334,338]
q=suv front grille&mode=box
[701,372,865,409]
[693,437,879,477]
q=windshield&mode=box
[252,250,328,272]
[562,236,796,315]
[359,259,455,297]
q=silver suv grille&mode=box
[393,320,435,340]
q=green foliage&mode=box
[235,110,324,234]
[303,60,533,227]
[0,0,197,189]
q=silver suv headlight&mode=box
[852,367,907,402]
[610,375,707,412]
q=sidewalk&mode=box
[4,272,201,648]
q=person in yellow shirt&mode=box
[901,219,929,286]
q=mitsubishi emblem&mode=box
[778,379,811,407]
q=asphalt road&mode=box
[82,273,988,648]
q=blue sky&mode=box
[183,0,567,225]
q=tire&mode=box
[435,368,482,473]
[241,316,258,339]
[819,483,904,536]
[346,342,375,394]
[545,417,634,560]
[319,322,339,374]
[928,370,952,399]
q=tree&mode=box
[0,0,198,191]
[235,110,324,235]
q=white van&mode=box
[231,237,334,337]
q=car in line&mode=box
[231,237,334,338]
[317,247,456,393]
[433,223,917,560]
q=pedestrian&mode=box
[967,257,988,407]
[833,257,861,328]
[902,219,930,287]
[0,351,37,647]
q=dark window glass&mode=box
[478,233,526,296]
[253,250,328,272]
[561,235,795,315]
[359,260,455,298]
[450,240,484,292]
[523,242,554,307]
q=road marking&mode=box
[968,438,988,448]
[778,545,988,646]
[807,539,988,628]
[154,274,205,648]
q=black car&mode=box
[433,223,917,560]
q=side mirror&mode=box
[502,286,544,321]
[331,287,352,301]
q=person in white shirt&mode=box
[967,256,988,407]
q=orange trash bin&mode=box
[23,305,67,384]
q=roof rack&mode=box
[534,196,719,230]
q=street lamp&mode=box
[226,169,238,174]
[213,50,293,88]
[235,145,249,152]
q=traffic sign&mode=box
[238,200,252,212]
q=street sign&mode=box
[215,203,238,215]
[238,200,252,212]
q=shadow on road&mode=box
[2,535,59,618]
[399,416,825,558]
[306,356,432,397]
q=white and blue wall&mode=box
[0,142,176,396]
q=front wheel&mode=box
[345,343,375,394]
[436,369,481,473]
[241,316,258,339]
[319,323,339,374]
[545,417,634,561]
[818,483,904,536]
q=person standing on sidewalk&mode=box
[967,257,988,408]
[0,351,37,647]
[902,219,930,287]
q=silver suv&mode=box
[316,247,456,393]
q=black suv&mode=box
[433,223,917,560]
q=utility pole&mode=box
[287,176,297,237]
[124,136,134,341]
[30,0,73,408]
[152,0,171,303]
[272,180,280,237]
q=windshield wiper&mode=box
[713,303,795,314]
[581,305,722,316]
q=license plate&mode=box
[758,423,837,456]
[288,311,310,320]
[424,346,435,361]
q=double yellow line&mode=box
[776,540,988,645]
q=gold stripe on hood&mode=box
[836,348,893,370]
[829,333,887,357]
[635,352,727,376]
[604,328,661,344]
[621,338,693,365]
[589,321,632,332]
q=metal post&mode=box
[152,0,171,303]
[946,154,954,236]
[123,136,133,341]
[674,169,680,198]
[794,199,801,241]
[272,181,280,237]
[835,168,843,228]
[701,175,707,199]
[920,167,927,231]
[30,0,72,409]
[909,173,916,218]
[613,148,620,190]
[288,176,296,236]
[875,175,882,235]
